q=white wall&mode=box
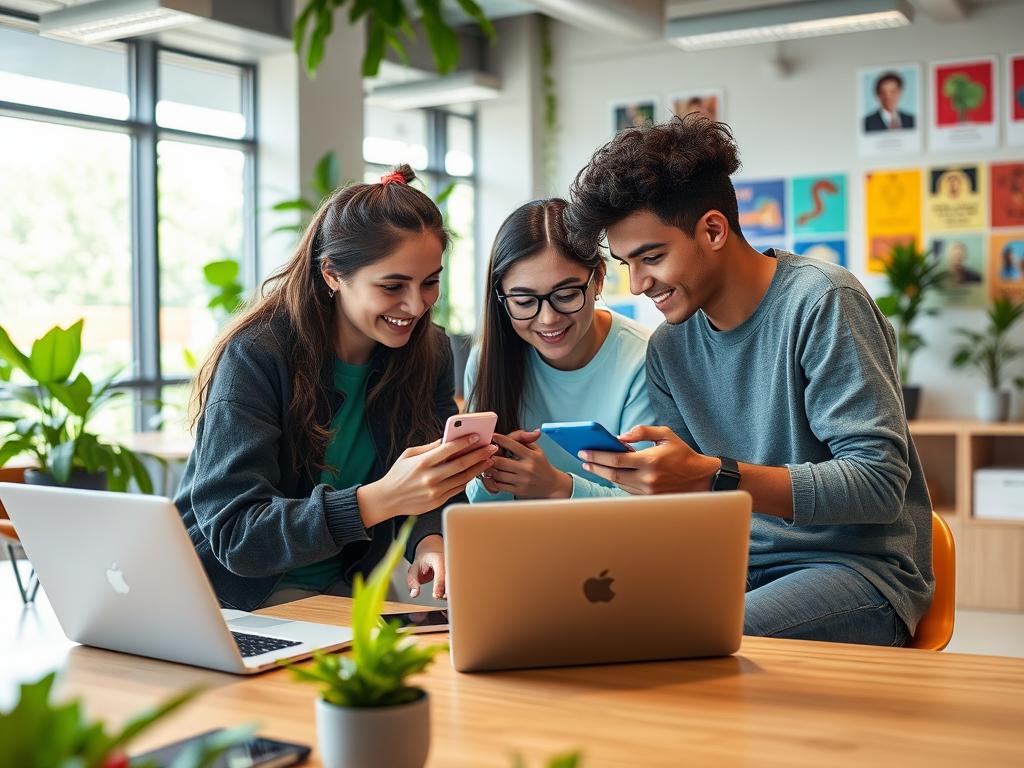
[542,2,1024,420]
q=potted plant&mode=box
[289,518,447,768]
[874,240,951,419]
[950,297,1024,422]
[0,321,154,492]
[0,671,246,768]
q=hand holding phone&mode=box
[540,421,636,461]
[442,411,498,461]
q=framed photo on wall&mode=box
[857,64,922,157]
[611,96,658,134]
[930,56,998,151]
[669,89,723,123]
[1008,53,1024,147]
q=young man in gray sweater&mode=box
[563,114,933,646]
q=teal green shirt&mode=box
[277,360,376,591]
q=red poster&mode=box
[934,60,994,126]
[992,163,1024,229]
[1014,57,1024,121]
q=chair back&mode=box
[909,510,956,651]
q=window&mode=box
[0,28,257,433]
[364,105,477,335]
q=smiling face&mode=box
[606,210,723,326]
[323,230,443,364]
[499,247,604,370]
[877,78,903,113]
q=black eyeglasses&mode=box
[496,269,596,321]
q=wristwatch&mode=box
[711,456,741,492]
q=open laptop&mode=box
[0,483,353,674]
[443,491,751,672]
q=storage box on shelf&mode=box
[909,420,1024,611]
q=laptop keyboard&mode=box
[231,631,302,658]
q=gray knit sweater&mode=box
[646,250,934,633]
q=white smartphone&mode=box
[442,411,498,460]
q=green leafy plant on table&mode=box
[290,518,447,706]
[294,0,496,79]
[0,320,154,492]
[0,671,249,768]
[874,240,950,387]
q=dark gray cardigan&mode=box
[174,315,458,611]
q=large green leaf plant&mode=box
[950,297,1024,390]
[874,240,951,386]
[294,0,496,79]
[289,518,447,707]
[0,321,154,492]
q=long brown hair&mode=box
[469,198,605,436]
[190,164,449,471]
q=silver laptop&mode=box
[443,491,751,672]
[0,483,353,674]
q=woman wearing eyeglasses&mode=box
[464,198,655,501]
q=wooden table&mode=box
[6,596,1023,767]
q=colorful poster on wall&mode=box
[865,169,922,273]
[857,64,922,157]
[992,162,1024,228]
[735,179,786,242]
[990,233,1024,302]
[930,57,998,152]
[933,233,987,307]
[925,165,987,231]
[793,239,848,268]
[603,260,633,298]
[790,174,847,236]
[669,89,723,123]
[611,96,657,133]
[1008,54,1024,147]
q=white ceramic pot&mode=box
[315,692,430,768]
[975,388,1011,423]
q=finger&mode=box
[491,433,531,459]
[619,425,675,445]
[406,562,421,598]
[436,445,499,478]
[431,434,485,464]
[488,467,519,485]
[417,557,435,586]
[442,458,501,495]
[489,455,526,473]
[481,476,501,494]
[578,448,642,469]
[403,438,443,458]
[428,555,446,600]
[507,429,542,444]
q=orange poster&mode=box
[991,162,1024,228]
[990,233,1024,302]
[865,169,923,273]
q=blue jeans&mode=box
[744,562,909,646]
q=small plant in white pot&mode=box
[290,519,447,768]
[950,297,1024,422]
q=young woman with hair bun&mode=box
[176,164,496,610]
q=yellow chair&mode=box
[0,465,40,604]
[908,510,956,650]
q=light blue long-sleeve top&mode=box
[464,309,656,501]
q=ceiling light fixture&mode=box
[39,0,212,44]
[365,71,501,111]
[667,0,913,51]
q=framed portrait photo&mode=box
[857,64,922,158]
[669,89,723,123]
[610,96,658,134]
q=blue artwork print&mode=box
[794,239,847,268]
[735,179,786,241]
[791,175,847,236]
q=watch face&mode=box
[713,457,741,491]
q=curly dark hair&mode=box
[564,114,744,257]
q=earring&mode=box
[595,293,603,301]
[328,288,335,299]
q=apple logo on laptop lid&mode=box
[583,570,615,603]
[106,563,130,595]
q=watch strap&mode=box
[712,455,741,491]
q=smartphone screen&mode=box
[381,609,449,633]
[131,731,309,768]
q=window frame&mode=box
[0,37,258,431]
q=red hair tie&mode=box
[380,171,406,186]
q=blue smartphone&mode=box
[540,421,635,460]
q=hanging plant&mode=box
[539,15,559,190]
[294,0,496,79]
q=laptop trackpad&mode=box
[227,615,294,629]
